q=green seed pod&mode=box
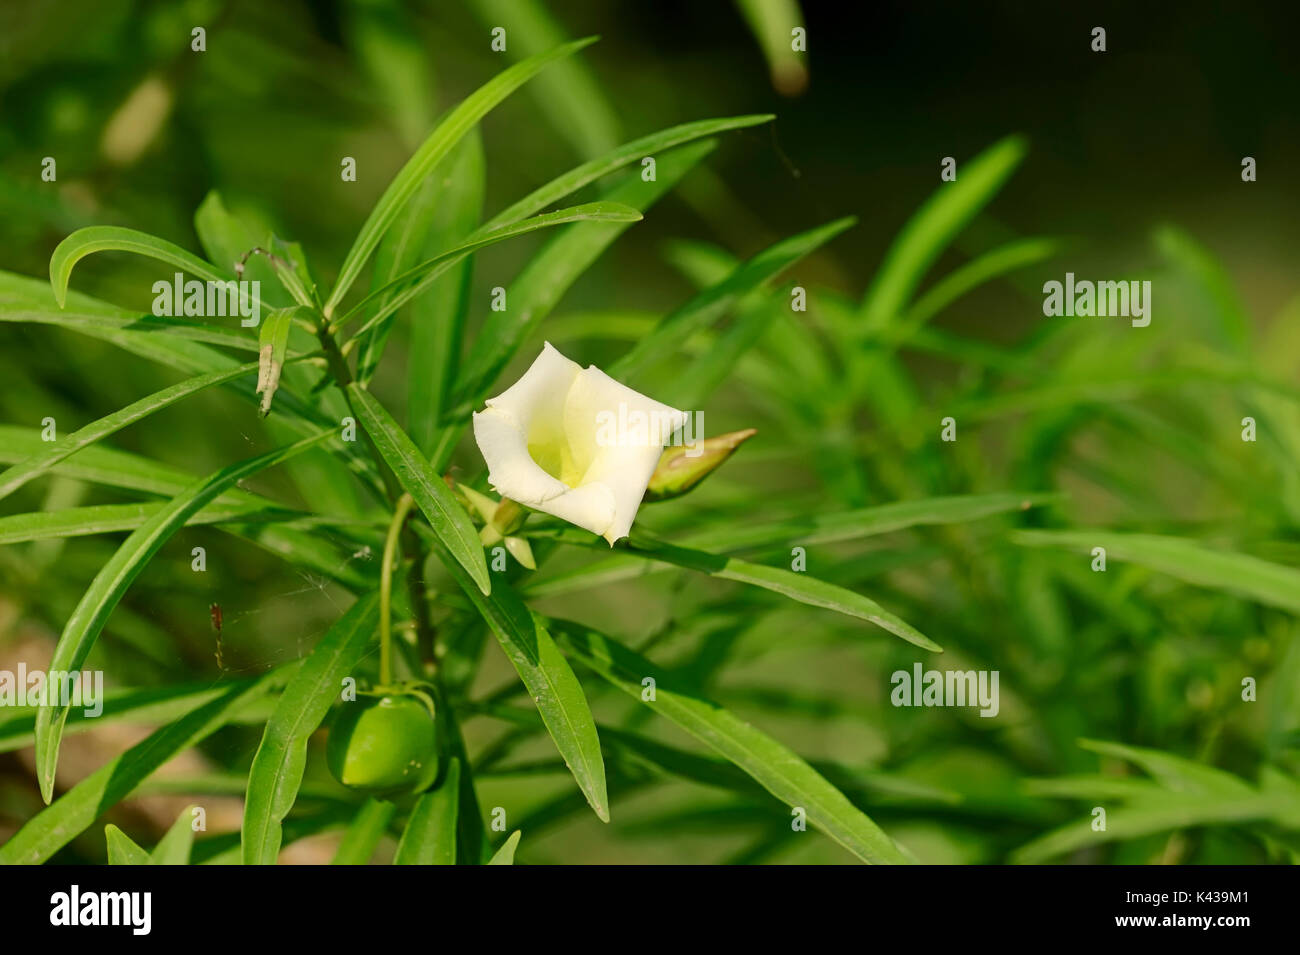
[326,690,439,795]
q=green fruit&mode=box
[326,691,439,794]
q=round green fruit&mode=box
[326,691,439,794]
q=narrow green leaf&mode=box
[1012,529,1300,614]
[860,134,1028,334]
[151,806,199,865]
[339,202,643,338]
[346,0,437,146]
[407,132,485,445]
[1012,792,1292,864]
[453,138,718,418]
[527,493,1050,598]
[34,432,332,803]
[0,428,380,594]
[331,798,398,865]
[894,236,1066,337]
[1,272,386,497]
[735,0,808,95]
[347,384,490,594]
[487,830,521,864]
[610,216,858,381]
[1154,225,1251,352]
[427,538,608,822]
[256,306,300,416]
[325,37,597,315]
[551,531,940,652]
[468,0,620,158]
[0,669,288,865]
[359,131,483,387]
[0,298,258,351]
[480,115,772,235]
[554,622,907,864]
[105,825,151,865]
[0,425,294,508]
[695,492,1058,551]
[242,592,381,865]
[659,543,939,652]
[266,235,318,308]
[194,191,296,308]
[0,362,257,503]
[0,499,321,545]
[197,806,354,865]
[50,226,232,308]
[1078,739,1254,797]
[0,681,237,754]
[671,295,775,408]
[394,758,460,864]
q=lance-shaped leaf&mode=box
[0,361,257,503]
[0,680,237,754]
[736,0,809,95]
[325,37,597,315]
[424,533,608,821]
[331,799,398,865]
[195,191,291,304]
[859,134,1027,334]
[553,621,908,864]
[609,216,857,381]
[33,432,332,803]
[0,298,258,351]
[151,806,199,865]
[256,306,303,416]
[393,758,460,865]
[347,384,490,594]
[547,530,941,652]
[1012,529,1300,614]
[1,668,289,864]
[0,499,320,545]
[361,131,483,392]
[453,139,719,415]
[242,592,380,865]
[105,825,151,865]
[49,225,234,308]
[2,271,387,496]
[338,202,643,338]
[479,114,772,234]
[644,428,757,502]
[522,493,1051,598]
[265,235,318,308]
[466,0,620,158]
[487,830,522,865]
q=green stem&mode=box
[317,318,438,681]
[380,493,415,685]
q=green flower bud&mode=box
[644,428,757,502]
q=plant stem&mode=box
[316,318,439,679]
[380,493,415,686]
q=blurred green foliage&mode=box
[0,0,1298,864]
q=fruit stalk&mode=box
[380,493,415,685]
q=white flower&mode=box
[472,343,688,544]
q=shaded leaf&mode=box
[347,384,490,594]
[554,622,907,864]
[394,758,460,865]
[241,592,380,865]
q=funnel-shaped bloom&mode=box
[472,343,687,544]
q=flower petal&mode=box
[473,406,618,538]
[471,343,688,545]
[564,365,688,543]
